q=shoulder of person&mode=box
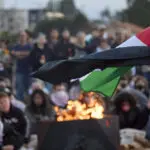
[24,105,34,115]
[12,100,25,112]
[11,105,25,117]
[31,43,39,50]
[33,43,38,48]
[45,43,50,49]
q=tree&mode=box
[0,31,18,45]
[126,0,136,7]
[34,12,90,35]
[59,0,77,18]
[100,7,111,24]
[47,0,60,12]
[101,7,111,19]
[116,0,150,27]
[35,0,90,34]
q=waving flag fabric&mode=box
[80,27,150,97]
[80,67,131,96]
[32,27,150,98]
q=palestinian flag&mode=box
[32,27,150,97]
[80,27,150,97]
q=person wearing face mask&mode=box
[112,91,150,130]
[50,84,69,108]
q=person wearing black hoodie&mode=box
[112,91,150,130]
[30,34,54,72]
[0,88,29,150]
[54,30,75,60]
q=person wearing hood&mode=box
[112,91,150,130]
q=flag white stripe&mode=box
[117,36,146,75]
[117,36,146,48]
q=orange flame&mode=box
[54,92,105,122]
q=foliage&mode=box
[0,32,18,45]
[36,0,91,35]
[34,11,90,35]
[47,0,60,12]
[59,0,76,16]
[101,7,111,19]
[117,0,150,27]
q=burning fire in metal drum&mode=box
[54,92,105,122]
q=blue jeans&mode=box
[16,73,30,101]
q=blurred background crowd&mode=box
[1,27,146,102]
[1,27,150,149]
[1,0,150,149]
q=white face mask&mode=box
[50,91,69,107]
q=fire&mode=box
[54,92,105,122]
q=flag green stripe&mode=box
[80,67,131,97]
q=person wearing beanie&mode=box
[0,89,29,150]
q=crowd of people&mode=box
[0,26,150,150]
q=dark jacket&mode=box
[25,90,55,134]
[1,105,29,150]
[84,37,101,54]
[30,43,54,71]
[54,39,75,60]
[111,41,123,48]
[112,92,150,130]
[0,69,9,78]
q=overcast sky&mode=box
[5,0,127,19]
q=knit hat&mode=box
[0,87,11,97]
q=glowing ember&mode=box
[54,92,105,122]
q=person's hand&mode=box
[40,55,46,64]
[2,145,14,150]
